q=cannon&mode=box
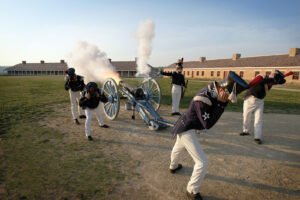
[101,77,175,130]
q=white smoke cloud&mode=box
[135,19,155,76]
[66,41,120,83]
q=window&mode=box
[211,71,214,76]
[217,71,220,77]
[187,71,190,76]
[255,71,260,77]
[293,72,299,80]
[183,71,185,75]
[266,71,272,76]
[240,71,244,78]
[202,71,204,76]
[196,71,199,76]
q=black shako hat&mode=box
[65,68,76,80]
[217,71,248,102]
[66,68,75,75]
[176,58,184,69]
[86,82,98,93]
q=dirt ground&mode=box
[43,104,300,200]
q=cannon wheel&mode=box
[102,78,120,120]
[139,78,161,111]
[149,120,159,131]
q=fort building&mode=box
[164,48,300,84]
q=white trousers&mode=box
[170,130,208,194]
[172,84,182,113]
[69,90,84,119]
[243,95,264,139]
[85,105,105,136]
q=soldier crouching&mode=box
[64,68,86,125]
[169,71,248,200]
[79,82,109,141]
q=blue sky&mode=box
[1,0,300,67]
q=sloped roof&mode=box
[6,62,68,71]
[166,54,300,69]
[6,60,154,72]
[111,61,137,71]
[111,61,153,71]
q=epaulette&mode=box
[193,95,212,106]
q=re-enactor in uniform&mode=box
[160,58,186,116]
[240,70,286,144]
[64,68,86,125]
[79,82,109,141]
[169,71,248,200]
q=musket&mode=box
[181,79,188,99]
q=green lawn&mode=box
[0,76,299,199]
[0,76,127,200]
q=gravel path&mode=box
[47,104,300,200]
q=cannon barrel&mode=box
[119,81,138,93]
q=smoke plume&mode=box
[67,41,120,83]
[135,19,155,77]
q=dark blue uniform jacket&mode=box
[244,75,274,99]
[172,82,228,136]
[79,88,107,109]
[65,75,85,92]
[161,71,186,87]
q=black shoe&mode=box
[254,138,262,144]
[100,124,109,128]
[79,115,86,119]
[171,112,176,116]
[171,112,181,116]
[170,164,182,174]
[186,191,203,200]
[240,132,250,136]
[88,136,93,141]
[74,119,80,125]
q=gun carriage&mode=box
[102,78,175,130]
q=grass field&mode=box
[0,76,300,199]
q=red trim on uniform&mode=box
[248,75,264,88]
[284,71,294,77]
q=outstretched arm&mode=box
[161,71,173,76]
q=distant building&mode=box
[0,66,9,75]
[6,60,68,76]
[164,48,300,84]
[5,58,158,77]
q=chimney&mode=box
[289,48,300,57]
[40,60,45,64]
[135,57,138,63]
[108,58,112,63]
[22,61,26,64]
[232,53,241,60]
[199,57,206,62]
[60,60,65,63]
